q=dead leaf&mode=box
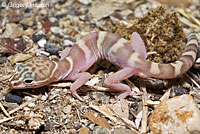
[90,102,137,130]
[107,99,129,118]
[8,53,33,65]
[89,2,117,20]
[89,104,120,123]
[1,23,24,39]
[0,38,26,54]
[41,20,55,33]
[155,0,192,8]
[84,112,110,130]
[89,100,129,122]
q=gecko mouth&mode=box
[8,79,52,89]
[8,81,20,88]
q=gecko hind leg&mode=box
[104,67,136,108]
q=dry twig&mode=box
[0,117,14,124]
[0,102,10,117]
[140,79,148,133]
[159,88,171,101]
[185,72,200,89]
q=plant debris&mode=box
[113,6,185,63]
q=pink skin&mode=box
[131,32,147,59]
[9,32,149,110]
[60,47,71,60]
[64,32,147,105]
[69,72,91,101]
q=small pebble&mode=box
[58,0,66,5]
[42,20,55,33]
[24,96,33,101]
[62,39,75,47]
[170,86,189,98]
[41,93,48,101]
[38,51,50,56]
[23,107,31,111]
[44,119,52,131]
[49,17,58,23]
[66,122,73,129]
[44,43,62,55]
[112,128,136,134]
[63,105,72,114]
[81,119,90,126]
[39,9,48,16]
[79,126,90,134]
[51,100,56,104]
[5,93,22,104]
[0,57,7,64]
[22,35,30,42]
[88,123,95,130]
[16,120,25,125]
[74,122,82,129]
[93,126,109,134]
[24,28,35,36]
[28,118,43,130]
[20,16,34,26]
[37,38,47,48]
[32,34,48,43]
[63,114,68,120]
[78,0,92,5]
[50,26,63,34]
[28,102,36,108]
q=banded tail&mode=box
[136,33,199,79]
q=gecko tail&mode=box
[137,33,199,79]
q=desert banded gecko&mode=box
[9,32,199,103]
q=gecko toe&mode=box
[72,91,84,102]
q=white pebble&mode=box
[37,38,47,48]
[50,26,62,34]
[49,17,57,23]
[78,0,92,5]
[24,96,33,101]
[63,105,72,114]
[62,39,75,47]
[39,51,50,56]
[16,120,25,125]
[41,93,48,101]
[28,102,36,108]
[23,107,31,111]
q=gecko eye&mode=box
[23,79,33,84]
[23,72,34,85]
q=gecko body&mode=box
[9,32,199,102]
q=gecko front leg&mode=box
[69,72,91,101]
[104,67,137,106]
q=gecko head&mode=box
[9,58,56,89]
